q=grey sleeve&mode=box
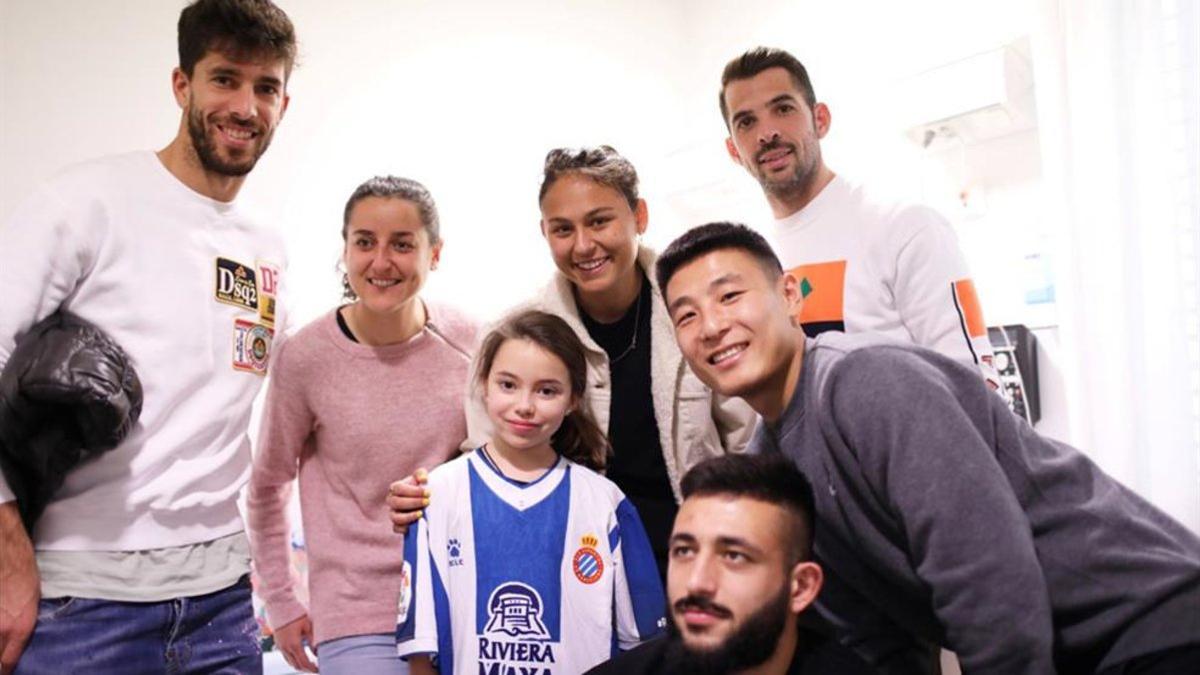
[825,348,1055,674]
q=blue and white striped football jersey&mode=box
[396,450,666,674]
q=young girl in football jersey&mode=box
[389,146,758,585]
[398,309,665,675]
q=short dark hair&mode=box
[178,0,298,79]
[681,453,816,562]
[655,222,783,295]
[539,145,640,211]
[719,47,816,128]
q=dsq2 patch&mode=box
[232,318,274,375]
[215,257,259,311]
[572,534,604,584]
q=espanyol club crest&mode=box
[484,582,549,639]
[572,534,604,585]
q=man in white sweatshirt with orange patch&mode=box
[718,47,999,387]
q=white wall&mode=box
[0,0,1086,437]
[0,0,1077,463]
[3,0,1045,329]
[2,2,183,212]
[7,0,1197,631]
[2,0,695,327]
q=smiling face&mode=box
[483,338,575,456]
[665,248,801,415]
[540,173,648,306]
[666,494,810,668]
[722,67,829,206]
[174,50,289,178]
[343,196,441,316]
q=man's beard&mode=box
[661,587,790,675]
[186,104,271,177]
[754,139,819,202]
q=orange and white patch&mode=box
[789,260,847,336]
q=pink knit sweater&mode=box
[246,303,477,646]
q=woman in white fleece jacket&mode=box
[461,146,757,579]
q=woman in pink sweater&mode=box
[247,176,477,674]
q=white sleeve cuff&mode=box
[396,639,438,660]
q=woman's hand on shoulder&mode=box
[388,468,431,535]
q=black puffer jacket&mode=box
[0,312,143,532]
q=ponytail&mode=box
[552,405,608,472]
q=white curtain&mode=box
[1032,0,1200,531]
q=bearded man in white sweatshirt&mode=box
[0,2,296,673]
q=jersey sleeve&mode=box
[610,498,666,650]
[892,208,999,387]
[396,515,440,660]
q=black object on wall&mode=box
[988,324,1040,425]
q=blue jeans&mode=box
[15,575,261,675]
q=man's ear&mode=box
[812,102,831,139]
[725,136,745,165]
[789,560,823,614]
[780,272,803,326]
[278,92,291,122]
[171,67,190,109]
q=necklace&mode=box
[344,301,425,346]
[607,284,643,365]
[480,444,554,484]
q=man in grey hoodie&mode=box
[655,221,1200,674]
